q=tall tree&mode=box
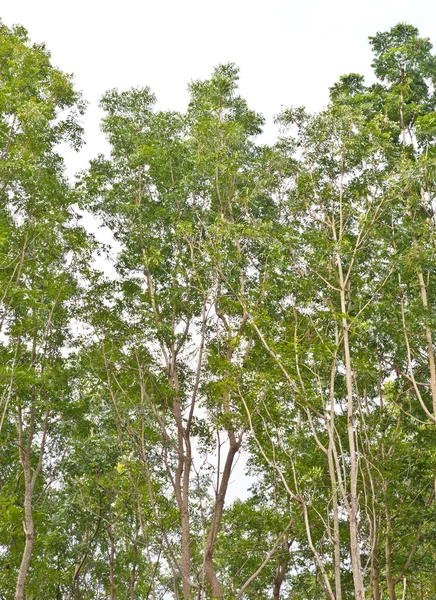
[81,64,284,599]
[0,20,86,600]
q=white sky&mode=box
[2,0,436,174]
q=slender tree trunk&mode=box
[180,474,192,600]
[401,578,407,600]
[15,457,35,600]
[143,262,194,600]
[15,401,48,600]
[203,429,241,597]
[338,267,365,600]
[385,509,397,600]
[177,418,192,600]
[108,524,115,600]
[328,355,342,600]
[172,363,192,600]
[416,269,436,417]
[329,164,364,600]
[328,444,342,600]
[202,327,245,597]
[371,557,381,600]
[272,539,291,600]
[129,534,138,600]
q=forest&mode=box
[1,18,436,600]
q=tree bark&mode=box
[15,460,35,600]
[108,523,115,600]
[272,539,292,600]
[129,534,138,600]
[328,355,342,600]
[15,403,48,600]
[385,509,397,600]
[416,269,436,417]
[338,266,365,600]
[371,558,381,600]
[171,363,192,600]
[203,430,241,597]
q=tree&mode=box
[80,63,286,599]
[0,20,87,599]
[2,18,436,600]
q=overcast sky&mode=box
[2,0,436,173]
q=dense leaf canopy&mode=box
[1,18,436,600]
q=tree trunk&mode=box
[172,365,192,600]
[416,269,436,417]
[328,356,342,600]
[371,559,381,600]
[108,524,115,600]
[129,536,138,600]
[272,539,291,600]
[15,402,48,600]
[338,270,365,600]
[203,430,241,597]
[330,165,365,600]
[15,463,35,600]
[385,509,397,600]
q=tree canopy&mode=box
[1,18,436,600]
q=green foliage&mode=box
[2,18,436,600]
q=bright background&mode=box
[2,0,435,173]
